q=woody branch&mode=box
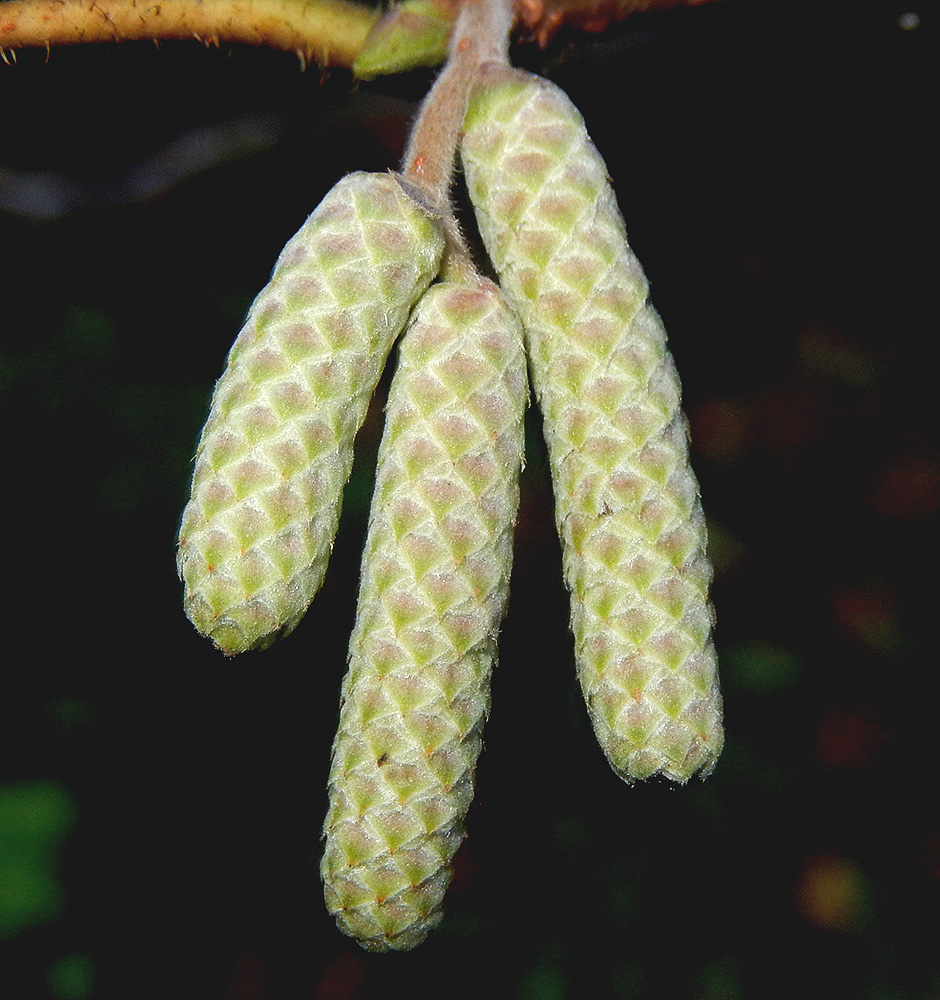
[0,0,726,66]
[0,0,377,66]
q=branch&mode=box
[515,0,726,46]
[400,0,514,279]
[0,0,378,67]
[0,0,734,70]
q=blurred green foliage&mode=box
[0,781,76,938]
[46,952,95,1000]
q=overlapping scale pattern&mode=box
[461,67,722,782]
[177,172,444,654]
[322,278,526,950]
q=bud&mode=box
[177,172,444,654]
[461,67,722,783]
[321,277,526,950]
[353,0,452,80]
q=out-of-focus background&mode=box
[0,1,933,997]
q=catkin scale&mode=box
[461,67,723,783]
[177,172,443,654]
[321,278,526,951]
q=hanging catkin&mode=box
[177,172,443,654]
[461,66,723,783]
[322,276,526,950]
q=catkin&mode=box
[177,172,443,655]
[461,67,722,783]
[321,277,526,951]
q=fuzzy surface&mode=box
[321,278,526,951]
[177,172,444,654]
[461,68,723,783]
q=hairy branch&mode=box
[398,0,512,279]
[0,0,377,67]
[0,0,734,70]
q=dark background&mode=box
[0,1,933,997]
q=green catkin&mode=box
[461,67,723,783]
[177,172,444,655]
[321,277,526,951]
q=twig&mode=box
[0,0,377,67]
[515,0,726,46]
[0,0,735,69]
[400,0,512,278]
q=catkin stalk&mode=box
[321,277,526,951]
[177,172,444,654]
[461,67,723,783]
